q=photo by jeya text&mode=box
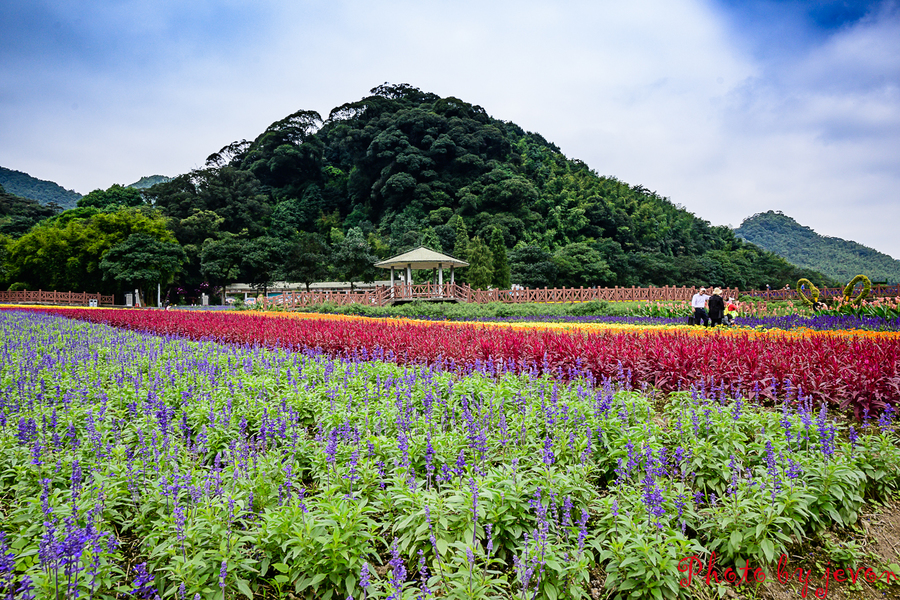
[678,552,899,598]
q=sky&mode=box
[1,0,898,258]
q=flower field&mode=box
[15,307,900,416]
[1,309,899,599]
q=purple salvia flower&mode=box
[388,539,406,597]
[577,509,589,553]
[359,562,370,589]
[848,426,858,455]
[130,562,155,598]
[878,405,895,433]
[417,549,431,597]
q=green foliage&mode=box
[510,245,557,288]
[239,236,287,293]
[77,184,145,210]
[275,231,330,291]
[466,237,494,290]
[331,227,377,288]
[420,226,443,253]
[299,299,649,320]
[2,206,175,293]
[0,184,61,238]
[736,211,900,285]
[488,228,510,289]
[100,232,187,304]
[200,232,246,290]
[553,242,614,288]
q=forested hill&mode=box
[142,84,831,291]
[2,84,836,296]
[0,166,81,209]
[736,211,900,284]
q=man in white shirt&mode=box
[691,287,710,327]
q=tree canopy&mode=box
[100,233,187,304]
[1,85,840,296]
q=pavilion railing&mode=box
[0,289,115,306]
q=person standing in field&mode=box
[708,287,726,326]
[691,287,710,327]
[724,297,738,326]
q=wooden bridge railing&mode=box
[0,289,115,306]
[742,285,900,301]
[264,284,742,308]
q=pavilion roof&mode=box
[374,246,468,269]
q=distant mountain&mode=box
[0,166,81,209]
[735,211,900,284]
[128,175,171,189]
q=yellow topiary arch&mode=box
[843,274,871,304]
[796,278,819,307]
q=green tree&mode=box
[453,216,469,261]
[452,216,469,284]
[419,227,442,252]
[100,233,187,305]
[553,242,614,287]
[331,227,377,290]
[200,232,246,293]
[466,237,494,290]
[3,207,174,293]
[510,245,558,288]
[488,227,510,289]
[0,185,61,238]
[275,231,330,291]
[241,236,287,295]
[77,184,144,210]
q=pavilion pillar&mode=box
[438,263,443,297]
[406,264,412,286]
[390,266,395,299]
[450,266,455,285]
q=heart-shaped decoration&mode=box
[843,274,871,304]
[796,278,819,306]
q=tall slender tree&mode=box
[466,237,494,290]
[453,216,469,284]
[488,227,510,289]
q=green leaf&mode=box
[235,577,253,599]
[760,538,775,563]
[544,582,558,600]
[436,537,449,555]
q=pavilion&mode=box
[374,247,468,302]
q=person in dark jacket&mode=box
[708,287,726,326]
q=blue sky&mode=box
[1,0,898,259]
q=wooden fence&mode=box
[0,290,115,306]
[264,284,743,308]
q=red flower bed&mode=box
[16,308,900,415]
